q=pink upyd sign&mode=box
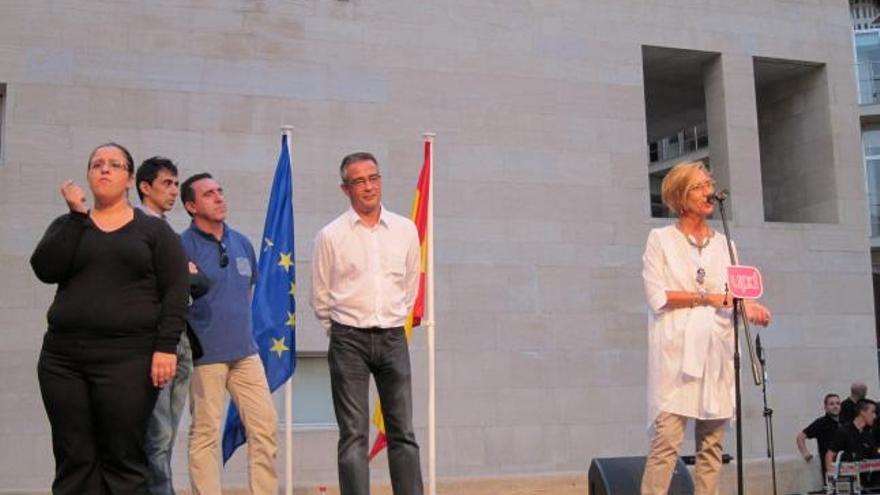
[726,265,763,299]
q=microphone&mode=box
[707,190,729,204]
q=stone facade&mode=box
[0,0,873,492]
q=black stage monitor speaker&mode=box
[588,456,694,495]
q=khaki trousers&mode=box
[189,354,278,495]
[641,412,727,495]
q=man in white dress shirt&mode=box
[311,152,423,495]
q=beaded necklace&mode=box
[686,233,710,251]
[676,223,714,253]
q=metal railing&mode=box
[648,123,709,163]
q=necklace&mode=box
[676,223,713,252]
[686,234,710,250]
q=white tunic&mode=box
[643,225,736,429]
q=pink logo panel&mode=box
[726,265,763,299]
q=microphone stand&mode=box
[757,334,778,495]
[713,192,764,495]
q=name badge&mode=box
[236,257,252,277]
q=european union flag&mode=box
[222,134,297,463]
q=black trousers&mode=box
[328,322,423,495]
[37,334,158,495]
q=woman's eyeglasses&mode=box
[89,160,128,172]
[688,180,716,193]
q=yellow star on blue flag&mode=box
[278,252,293,272]
[270,337,290,358]
[223,134,297,464]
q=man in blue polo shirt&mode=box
[179,173,277,495]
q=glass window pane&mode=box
[273,354,336,427]
[865,129,880,157]
[868,158,880,237]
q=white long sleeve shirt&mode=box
[310,206,420,331]
[642,225,736,429]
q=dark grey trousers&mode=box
[328,322,423,495]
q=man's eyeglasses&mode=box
[346,174,381,188]
[218,241,229,268]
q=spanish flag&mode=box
[368,137,431,461]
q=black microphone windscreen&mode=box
[708,190,729,203]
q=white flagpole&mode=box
[281,124,295,495]
[422,132,437,495]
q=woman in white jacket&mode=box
[640,161,771,495]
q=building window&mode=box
[864,127,880,238]
[754,58,836,223]
[273,353,336,428]
[642,46,717,218]
[855,31,880,105]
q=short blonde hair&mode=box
[661,161,709,215]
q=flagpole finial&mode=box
[422,132,436,142]
[281,125,294,132]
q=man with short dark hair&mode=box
[136,156,207,495]
[180,173,278,495]
[797,393,841,477]
[826,399,879,486]
[136,156,179,218]
[311,152,423,495]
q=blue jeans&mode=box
[328,322,423,495]
[144,332,193,495]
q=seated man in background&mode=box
[826,399,880,488]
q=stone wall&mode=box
[0,0,873,491]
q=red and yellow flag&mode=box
[368,138,431,461]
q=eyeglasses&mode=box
[688,179,716,193]
[696,267,706,285]
[218,241,229,268]
[89,160,128,172]
[346,174,381,189]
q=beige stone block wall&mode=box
[0,0,874,492]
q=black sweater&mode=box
[30,209,189,353]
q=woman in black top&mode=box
[30,143,189,495]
